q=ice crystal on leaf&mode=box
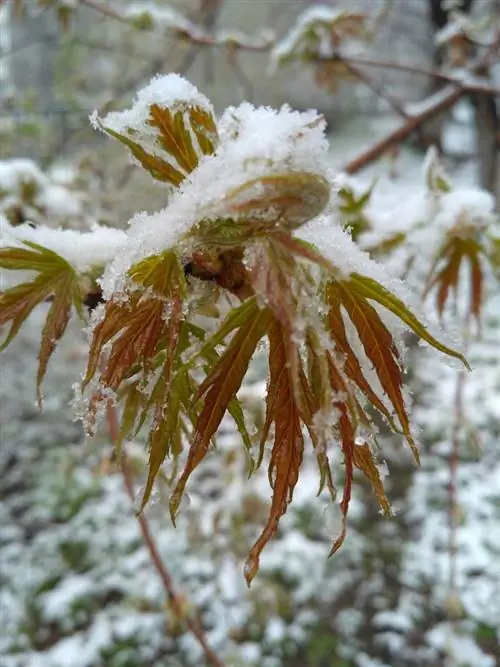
[0,75,469,585]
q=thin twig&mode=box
[339,54,500,96]
[343,30,500,174]
[339,57,408,119]
[449,368,464,597]
[104,397,227,667]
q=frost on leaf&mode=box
[0,241,84,403]
[91,74,218,186]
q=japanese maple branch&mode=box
[104,398,227,667]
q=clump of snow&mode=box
[1,220,128,274]
[435,11,474,46]
[433,188,496,233]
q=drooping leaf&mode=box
[352,443,392,517]
[244,318,305,585]
[324,277,419,459]
[83,251,187,433]
[169,305,273,524]
[0,242,84,403]
[349,273,469,367]
[423,236,485,323]
[140,293,185,510]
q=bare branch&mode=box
[343,31,500,174]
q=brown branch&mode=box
[104,397,227,667]
[343,31,500,174]
[343,86,463,174]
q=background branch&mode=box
[104,397,227,667]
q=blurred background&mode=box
[1,1,499,666]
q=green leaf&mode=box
[349,273,470,369]
[0,242,84,402]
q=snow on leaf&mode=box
[348,273,469,368]
[0,241,83,404]
[325,276,419,459]
[92,74,218,186]
[324,272,469,461]
[140,293,185,511]
[424,145,452,195]
[272,6,367,67]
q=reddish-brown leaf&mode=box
[170,306,273,525]
[37,289,73,405]
[329,407,354,557]
[352,443,392,517]
[84,251,186,433]
[244,319,305,586]
[325,282,401,434]
[140,293,185,510]
[0,243,83,402]
[423,237,485,322]
[325,279,417,460]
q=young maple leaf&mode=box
[0,241,84,404]
[83,251,187,437]
[423,235,486,324]
[92,74,219,187]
